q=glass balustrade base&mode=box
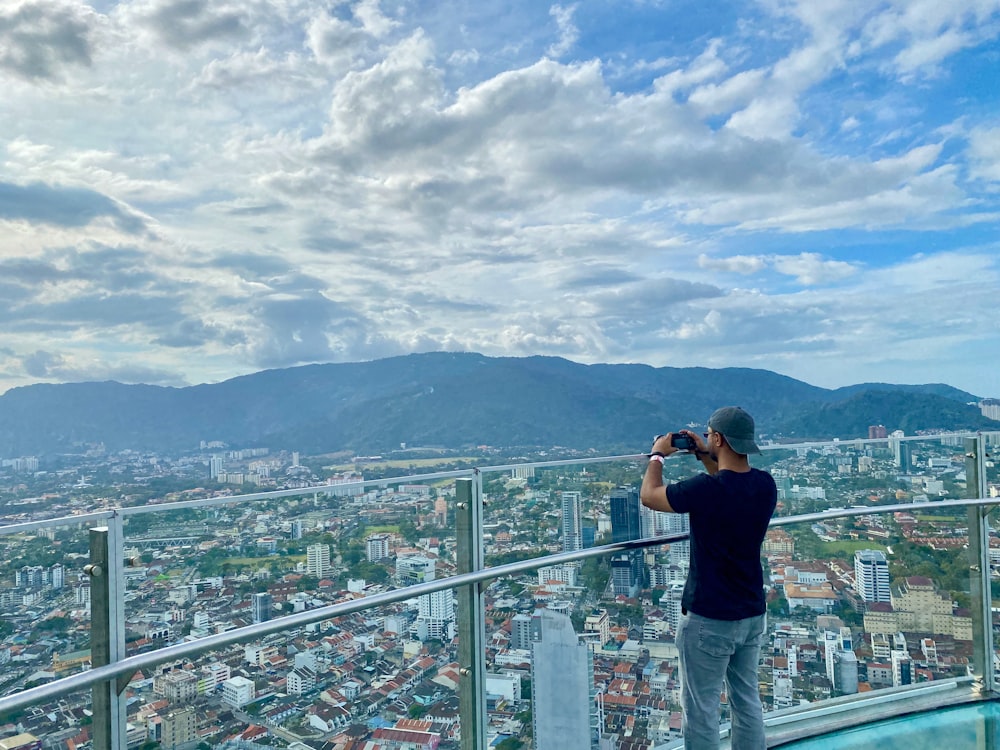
[774,698,1000,749]
[764,680,988,748]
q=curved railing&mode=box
[0,433,994,749]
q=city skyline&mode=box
[2,1,1000,397]
[0,426,995,747]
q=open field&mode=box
[326,457,481,471]
[915,514,966,522]
[221,555,306,566]
[816,540,888,557]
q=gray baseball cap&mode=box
[708,406,760,455]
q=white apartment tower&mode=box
[397,555,456,641]
[50,564,64,590]
[854,549,891,603]
[366,534,391,562]
[560,491,582,553]
[306,543,332,579]
[415,588,456,641]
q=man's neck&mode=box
[717,451,751,473]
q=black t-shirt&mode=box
[666,468,777,621]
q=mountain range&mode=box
[0,352,994,457]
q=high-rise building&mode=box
[531,610,598,750]
[639,503,657,540]
[609,487,645,592]
[979,399,1000,420]
[854,550,890,604]
[16,566,44,589]
[510,613,536,651]
[306,544,331,579]
[160,706,196,750]
[252,592,273,624]
[659,512,691,568]
[366,533,391,562]
[560,491,582,553]
[891,650,912,687]
[890,432,912,469]
[76,582,91,607]
[209,455,224,479]
[868,425,888,439]
[610,554,637,598]
[396,555,455,641]
[609,487,641,543]
[823,631,839,684]
[415,588,455,641]
[290,520,303,540]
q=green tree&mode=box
[296,575,320,591]
[35,616,72,633]
[398,519,420,544]
[408,704,427,719]
[767,596,789,618]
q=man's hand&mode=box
[650,433,675,456]
[680,429,719,474]
[679,429,708,455]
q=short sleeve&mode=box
[665,473,715,514]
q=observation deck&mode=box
[0,432,997,750]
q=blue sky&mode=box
[1,0,999,398]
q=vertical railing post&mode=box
[456,475,487,750]
[89,518,127,750]
[966,435,995,696]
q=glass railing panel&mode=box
[0,518,106,710]
[4,684,118,747]
[479,455,679,565]
[121,473,465,657]
[115,473,466,746]
[768,513,977,711]
[977,431,1000,694]
[117,602,460,748]
[982,430,1000,490]
[764,435,973,519]
[483,456,688,747]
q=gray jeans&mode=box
[675,610,767,750]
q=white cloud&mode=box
[967,125,1000,183]
[0,0,999,398]
[770,253,858,284]
[698,254,768,275]
[697,253,859,284]
[353,0,398,38]
[546,4,579,58]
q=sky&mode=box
[2,0,1000,398]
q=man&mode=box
[640,406,776,750]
